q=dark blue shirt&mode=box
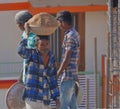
[18,39,60,105]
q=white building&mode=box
[0,0,107,108]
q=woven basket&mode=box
[5,82,25,109]
[28,12,59,35]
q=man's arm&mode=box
[24,22,30,36]
[57,49,72,78]
[18,39,32,59]
[18,69,23,83]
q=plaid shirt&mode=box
[61,27,80,81]
[21,31,36,83]
[18,39,60,105]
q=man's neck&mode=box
[41,53,49,67]
[64,25,72,32]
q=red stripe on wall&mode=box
[0,2,107,13]
[0,2,30,11]
[0,80,17,89]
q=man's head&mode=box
[56,10,72,31]
[15,11,32,31]
[35,35,50,54]
[56,10,72,25]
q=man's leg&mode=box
[42,104,51,109]
[69,92,78,109]
[60,80,75,109]
[25,100,42,109]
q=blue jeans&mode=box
[60,80,78,109]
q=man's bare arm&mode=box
[57,49,72,78]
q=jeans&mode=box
[60,80,78,109]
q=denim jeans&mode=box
[60,80,78,109]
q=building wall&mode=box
[85,11,107,72]
[0,11,107,74]
[29,0,106,7]
[0,89,8,109]
[0,11,22,63]
[0,0,27,3]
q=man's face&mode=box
[57,20,66,30]
[36,39,50,54]
[16,23,25,31]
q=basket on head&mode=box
[27,12,59,35]
[5,82,25,109]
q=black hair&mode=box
[15,11,32,24]
[56,10,72,25]
[35,35,50,43]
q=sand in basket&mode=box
[27,12,59,35]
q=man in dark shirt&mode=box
[18,35,60,109]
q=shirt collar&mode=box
[64,27,73,34]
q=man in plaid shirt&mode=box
[18,35,60,109]
[56,10,80,109]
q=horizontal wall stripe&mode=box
[0,2,107,13]
[0,2,30,11]
[0,80,17,89]
[29,5,108,14]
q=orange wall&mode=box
[0,80,17,89]
[0,2,107,15]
